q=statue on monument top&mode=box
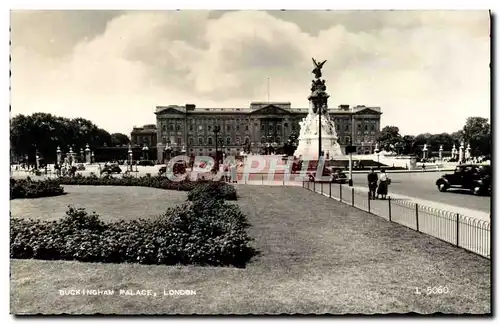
[312,58,327,79]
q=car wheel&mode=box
[473,186,482,196]
[438,183,448,192]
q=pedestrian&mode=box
[367,168,378,199]
[422,163,426,172]
[376,169,390,200]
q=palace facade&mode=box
[153,102,382,162]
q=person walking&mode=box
[367,168,378,199]
[376,169,390,200]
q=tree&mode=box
[375,126,401,151]
[111,133,130,147]
[10,113,112,162]
[401,135,415,154]
[462,117,491,156]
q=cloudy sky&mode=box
[10,10,490,136]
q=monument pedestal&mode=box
[294,107,343,160]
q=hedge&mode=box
[53,174,237,200]
[10,178,65,200]
[11,201,255,267]
[187,182,237,202]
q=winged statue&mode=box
[312,58,327,79]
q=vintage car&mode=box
[330,168,349,184]
[158,161,187,176]
[100,164,122,174]
[435,164,491,196]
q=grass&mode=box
[10,185,491,314]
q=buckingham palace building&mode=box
[153,102,381,161]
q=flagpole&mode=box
[267,78,270,102]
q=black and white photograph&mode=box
[8,7,492,316]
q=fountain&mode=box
[294,58,343,160]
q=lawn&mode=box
[10,185,491,314]
[10,185,188,222]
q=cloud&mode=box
[10,10,490,136]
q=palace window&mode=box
[364,124,368,132]
[357,124,362,130]
[226,137,231,145]
[236,137,241,145]
[261,136,266,143]
[244,137,250,145]
[198,137,203,145]
[277,124,281,132]
[208,137,213,145]
[189,124,193,131]
[188,137,193,145]
[176,124,180,131]
[198,125,203,131]
[245,125,249,131]
[227,125,231,131]
[169,124,174,131]
[344,124,349,131]
[236,124,240,131]
[292,124,296,131]
[177,137,182,145]
[345,136,351,144]
[276,137,281,144]
[208,125,212,131]
[162,124,166,131]
[261,124,265,130]
[284,122,288,128]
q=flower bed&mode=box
[11,200,255,267]
[10,178,65,200]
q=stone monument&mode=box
[294,58,343,159]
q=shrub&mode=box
[11,203,256,267]
[10,178,65,200]
[187,182,237,202]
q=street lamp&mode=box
[214,125,221,167]
[128,145,133,171]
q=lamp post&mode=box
[422,144,428,160]
[439,145,443,161]
[214,125,221,168]
[128,145,133,172]
[466,143,471,160]
[91,151,95,164]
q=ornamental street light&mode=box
[128,145,133,171]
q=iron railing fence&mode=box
[303,180,490,259]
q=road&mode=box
[350,172,491,214]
